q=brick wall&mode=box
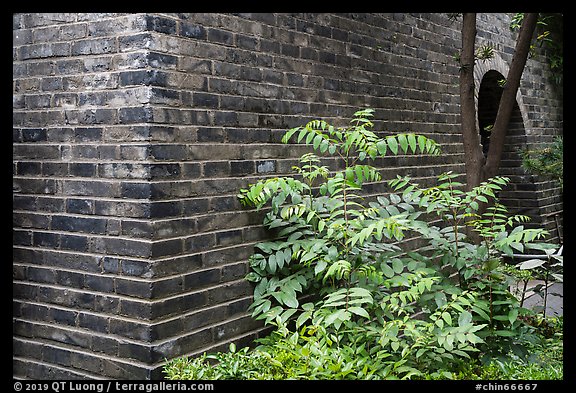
[13,13,563,379]
[473,13,563,241]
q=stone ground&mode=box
[520,281,563,317]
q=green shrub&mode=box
[163,109,561,380]
[451,318,563,380]
[162,343,281,380]
[520,136,563,190]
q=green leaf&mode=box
[456,332,467,344]
[324,259,351,281]
[434,292,447,308]
[398,134,408,153]
[376,140,387,155]
[281,248,292,269]
[268,253,277,274]
[348,306,370,318]
[317,219,326,233]
[313,134,323,150]
[387,136,399,155]
[392,259,404,274]
[416,135,426,153]
[355,165,365,184]
[297,127,308,143]
[305,129,315,144]
[390,193,401,204]
[476,195,489,203]
[519,258,546,270]
[508,308,519,325]
[279,308,297,323]
[282,127,299,143]
[471,305,490,321]
[426,139,439,155]
[251,299,271,316]
[407,134,417,153]
[458,310,473,327]
[494,330,516,337]
[444,335,454,351]
[281,289,299,308]
[437,332,446,345]
[381,262,395,278]
[296,310,312,328]
[325,309,350,327]
[349,287,373,304]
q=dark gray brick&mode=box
[119,70,167,87]
[193,92,218,108]
[70,162,96,177]
[104,237,152,258]
[150,87,180,105]
[16,161,41,175]
[145,15,177,34]
[183,269,221,291]
[56,269,85,287]
[32,232,60,248]
[74,127,102,142]
[78,312,109,334]
[230,160,254,176]
[52,215,107,234]
[71,38,116,55]
[121,220,154,238]
[118,106,153,124]
[121,182,151,199]
[207,27,234,46]
[149,144,188,161]
[12,11,563,382]
[148,52,178,69]
[118,32,153,51]
[84,274,115,293]
[151,238,183,258]
[66,198,93,214]
[180,22,206,39]
[60,234,88,252]
[203,161,229,177]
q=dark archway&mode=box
[477,70,540,225]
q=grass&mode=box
[164,316,563,380]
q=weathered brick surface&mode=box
[13,13,562,379]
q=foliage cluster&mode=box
[520,136,563,190]
[163,109,562,380]
[511,13,563,85]
[164,317,563,380]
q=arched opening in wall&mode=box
[477,70,541,226]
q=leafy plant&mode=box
[165,109,561,380]
[511,13,563,85]
[387,173,553,362]
[447,316,563,380]
[515,245,563,318]
[238,108,442,331]
[162,343,277,380]
[237,109,496,379]
[520,136,563,190]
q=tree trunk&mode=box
[459,13,486,191]
[459,13,538,188]
[459,13,538,244]
[483,13,538,179]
